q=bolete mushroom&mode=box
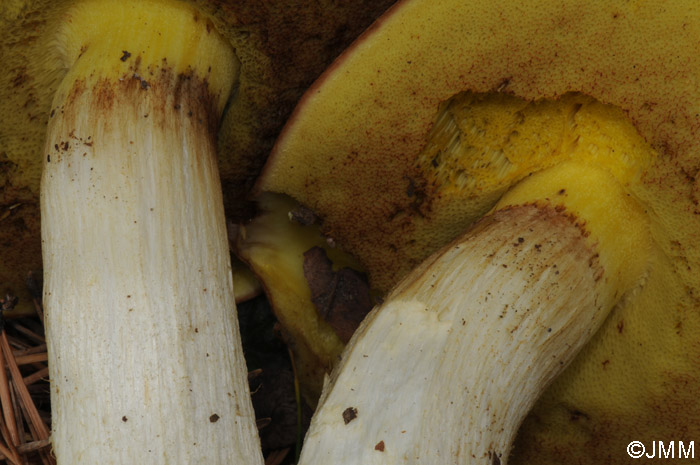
[41,1,262,462]
[241,0,700,462]
[2,0,395,461]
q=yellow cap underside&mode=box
[356,92,657,292]
[419,93,654,198]
[56,0,238,110]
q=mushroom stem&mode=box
[40,1,262,463]
[297,163,649,464]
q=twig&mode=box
[0,440,23,465]
[24,274,43,328]
[256,417,272,430]
[265,448,290,465]
[0,419,22,465]
[22,369,49,388]
[11,354,47,367]
[11,345,47,358]
[14,389,53,465]
[0,439,51,459]
[8,326,44,346]
[0,332,49,441]
[30,302,43,330]
[288,346,302,463]
[9,380,24,451]
[248,368,263,380]
[0,342,19,447]
[5,337,29,352]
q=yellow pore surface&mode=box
[263,0,700,294]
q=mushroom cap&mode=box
[0,0,395,313]
[260,0,700,292]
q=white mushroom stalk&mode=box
[40,1,263,463]
[297,162,650,464]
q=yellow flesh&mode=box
[232,256,262,303]
[237,193,363,403]
[420,94,652,208]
